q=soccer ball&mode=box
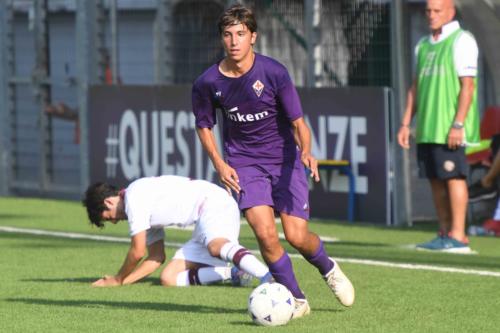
[248,282,295,327]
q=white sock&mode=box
[175,266,231,286]
[219,242,269,279]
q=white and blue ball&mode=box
[248,282,295,327]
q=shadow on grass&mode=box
[230,307,344,326]
[7,297,247,314]
[21,277,98,284]
[332,241,390,248]
[21,277,161,285]
[230,321,259,327]
[0,213,41,220]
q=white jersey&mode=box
[124,175,232,236]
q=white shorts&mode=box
[172,239,228,267]
[148,195,241,267]
[192,194,241,246]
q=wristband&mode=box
[452,121,464,129]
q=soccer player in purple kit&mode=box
[192,4,354,318]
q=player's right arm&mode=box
[92,231,147,287]
[196,127,240,194]
[121,239,166,285]
[398,79,417,149]
[192,77,240,194]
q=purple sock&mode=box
[268,252,305,299]
[305,241,334,276]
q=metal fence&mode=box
[248,0,391,87]
[160,0,391,87]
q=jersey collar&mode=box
[428,20,460,44]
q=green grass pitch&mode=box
[1,196,500,332]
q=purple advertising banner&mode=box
[89,85,390,224]
[299,88,390,224]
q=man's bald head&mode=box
[426,0,456,33]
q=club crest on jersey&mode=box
[252,80,264,97]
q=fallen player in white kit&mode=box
[83,175,271,287]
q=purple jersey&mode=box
[192,53,303,168]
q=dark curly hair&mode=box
[217,3,257,35]
[82,182,119,228]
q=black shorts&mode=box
[417,143,468,180]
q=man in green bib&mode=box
[398,0,479,253]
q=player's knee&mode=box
[284,230,308,249]
[207,238,228,257]
[254,226,279,244]
[207,244,219,257]
[261,235,281,252]
[258,235,281,254]
[160,269,177,287]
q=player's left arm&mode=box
[448,76,474,149]
[92,231,147,287]
[275,67,319,182]
[292,117,320,182]
[448,32,478,149]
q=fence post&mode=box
[33,0,53,193]
[76,0,101,194]
[154,0,174,84]
[305,0,321,88]
[0,0,13,196]
[390,0,412,226]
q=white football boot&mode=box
[323,259,355,307]
[292,298,311,319]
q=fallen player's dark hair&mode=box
[82,182,119,228]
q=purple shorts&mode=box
[235,158,310,220]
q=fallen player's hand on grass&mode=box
[92,275,121,287]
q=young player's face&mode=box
[102,197,121,223]
[426,0,455,31]
[221,23,257,63]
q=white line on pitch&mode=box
[0,226,184,248]
[318,257,500,278]
[2,226,499,278]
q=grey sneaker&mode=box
[415,236,444,250]
[324,259,355,307]
[438,236,472,254]
[292,298,311,319]
[416,236,472,254]
[230,266,253,287]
